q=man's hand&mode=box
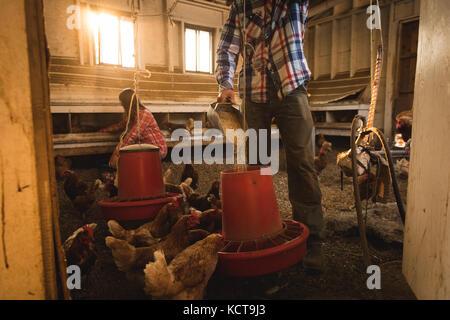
[217,89,236,104]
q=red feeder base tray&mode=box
[217,220,309,277]
[98,193,183,221]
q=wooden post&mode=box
[350,13,358,77]
[25,0,71,300]
[403,0,450,299]
[76,0,84,65]
[313,24,320,80]
[331,19,338,79]
[383,2,398,139]
[164,0,173,72]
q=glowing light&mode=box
[185,28,197,72]
[98,13,119,65]
[88,10,135,68]
[88,11,100,64]
[120,19,135,68]
[198,30,211,73]
[185,28,212,73]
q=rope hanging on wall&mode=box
[367,0,384,130]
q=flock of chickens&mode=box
[56,110,412,300]
[56,157,224,300]
[56,135,334,300]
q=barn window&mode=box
[89,11,135,68]
[185,26,213,73]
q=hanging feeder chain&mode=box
[116,0,152,172]
[132,7,141,145]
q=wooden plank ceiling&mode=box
[48,57,227,104]
[307,71,370,105]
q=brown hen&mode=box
[106,212,207,273]
[181,164,199,190]
[395,109,413,142]
[63,170,101,221]
[55,156,72,179]
[108,201,183,246]
[64,223,97,275]
[143,233,224,300]
[314,141,333,175]
[195,208,222,233]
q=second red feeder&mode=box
[217,166,310,277]
[99,143,181,221]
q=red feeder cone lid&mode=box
[119,144,160,153]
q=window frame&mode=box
[184,24,214,74]
[89,7,136,69]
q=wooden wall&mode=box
[43,0,422,137]
[304,0,389,129]
[0,0,58,299]
[305,0,421,133]
[383,0,420,138]
[402,0,450,300]
[43,0,232,113]
[43,0,229,71]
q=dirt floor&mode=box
[57,137,415,300]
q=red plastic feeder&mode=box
[217,166,310,277]
[117,144,165,201]
[98,144,182,221]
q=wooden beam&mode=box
[25,0,70,300]
[350,13,358,77]
[178,0,229,12]
[403,0,450,299]
[76,0,84,65]
[309,0,348,17]
[383,2,399,139]
[331,19,338,79]
[310,103,369,111]
[164,0,173,72]
[313,25,320,80]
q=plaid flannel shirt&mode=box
[100,109,168,159]
[216,0,311,103]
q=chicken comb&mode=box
[190,210,199,220]
[170,199,180,208]
[82,225,94,239]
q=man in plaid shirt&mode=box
[99,89,168,168]
[216,0,324,271]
